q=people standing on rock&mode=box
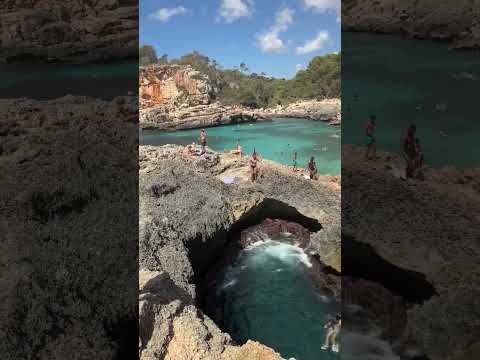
[307,156,318,180]
[364,115,376,160]
[249,149,260,182]
[401,124,417,179]
[291,151,298,172]
[321,314,341,352]
[199,129,207,155]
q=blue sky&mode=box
[140,0,340,79]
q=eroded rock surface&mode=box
[343,0,480,49]
[0,96,138,358]
[0,0,138,62]
[342,144,480,360]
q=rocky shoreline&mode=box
[139,144,341,359]
[140,99,341,131]
[343,0,480,50]
[139,64,340,131]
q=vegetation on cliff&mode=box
[139,46,340,108]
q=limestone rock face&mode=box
[138,65,340,130]
[140,64,213,111]
[343,0,480,49]
[0,0,138,62]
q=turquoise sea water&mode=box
[343,32,480,168]
[209,236,339,360]
[140,118,341,175]
[0,60,138,100]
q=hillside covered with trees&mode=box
[139,45,340,109]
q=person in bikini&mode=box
[401,124,417,179]
[308,156,318,180]
[249,149,260,182]
[364,115,376,160]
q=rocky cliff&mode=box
[343,0,480,49]
[342,144,480,360]
[0,0,138,62]
[139,144,341,359]
[140,64,212,111]
[139,64,341,130]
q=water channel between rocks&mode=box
[202,225,340,360]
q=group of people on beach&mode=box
[364,115,424,180]
[186,129,320,183]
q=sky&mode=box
[140,0,340,79]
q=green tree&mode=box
[139,45,157,66]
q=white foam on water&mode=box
[244,239,312,268]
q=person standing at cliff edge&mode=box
[364,115,376,160]
[308,156,318,180]
[249,148,260,182]
[199,129,207,155]
[401,124,417,180]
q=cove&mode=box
[140,118,341,175]
[203,232,340,360]
[0,60,138,100]
[343,32,480,168]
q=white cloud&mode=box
[218,0,254,23]
[304,0,340,21]
[255,7,294,53]
[296,30,330,54]
[296,64,306,72]
[150,6,188,22]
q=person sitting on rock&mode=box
[230,139,242,156]
[249,149,260,182]
[199,129,207,155]
[186,142,196,156]
[331,314,341,353]
[308,156,318,180]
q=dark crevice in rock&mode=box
[104,313,138,360]
[193,199,323,310]
[342,235,438,304]
[230,198,322,235]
